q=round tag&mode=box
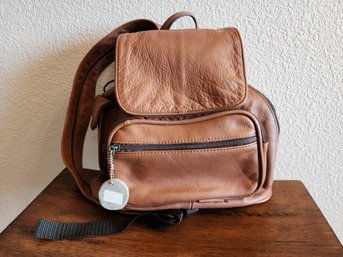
[98,179,129,210]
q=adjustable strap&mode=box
[34,209,198,240]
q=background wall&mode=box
[0,0,342,242]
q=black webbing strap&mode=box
[34,209,198,240]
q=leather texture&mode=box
[108,111,266,209]
[61,12,279,211]
[110,111,256,144]
[61,19,159,203]
[115,28,246,115]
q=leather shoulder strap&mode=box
[61,19,159,203]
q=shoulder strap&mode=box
[61,19,159,203]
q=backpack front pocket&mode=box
[107,110,268,209]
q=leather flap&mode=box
[115,28,247,115]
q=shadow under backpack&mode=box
[35,12,279,240]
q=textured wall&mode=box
[1,0,342,242]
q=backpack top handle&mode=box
[160,11,198,30]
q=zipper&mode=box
[109,135,257,153]
[108,144,121,181]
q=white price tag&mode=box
[103,189,124,205]
[98,179,129,210]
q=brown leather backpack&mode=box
[35,12,279,239]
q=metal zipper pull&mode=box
[108,144,120,184]
[98,144,129,210]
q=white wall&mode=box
[1,0,342,243]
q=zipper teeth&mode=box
[115,135,257,152]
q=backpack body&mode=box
[62,13,279,212]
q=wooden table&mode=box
[0,169,342,256]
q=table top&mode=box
[0,169,342,257]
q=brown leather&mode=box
[108,110,266,209]
[115,28,246,115]
[121,144,261,207]
[62,12,279,211]
[61,19,159,203]
[240,86,279,189]
[111,111,256,144]
[90,95,113,130]
[160,11,198,30]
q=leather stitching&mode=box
[114,133,256,144]
[250,86,279,134]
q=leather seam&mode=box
[113,133,256,144]
[125,189,271,210]
[250,86,279,135]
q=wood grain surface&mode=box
[0,169,342,257]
